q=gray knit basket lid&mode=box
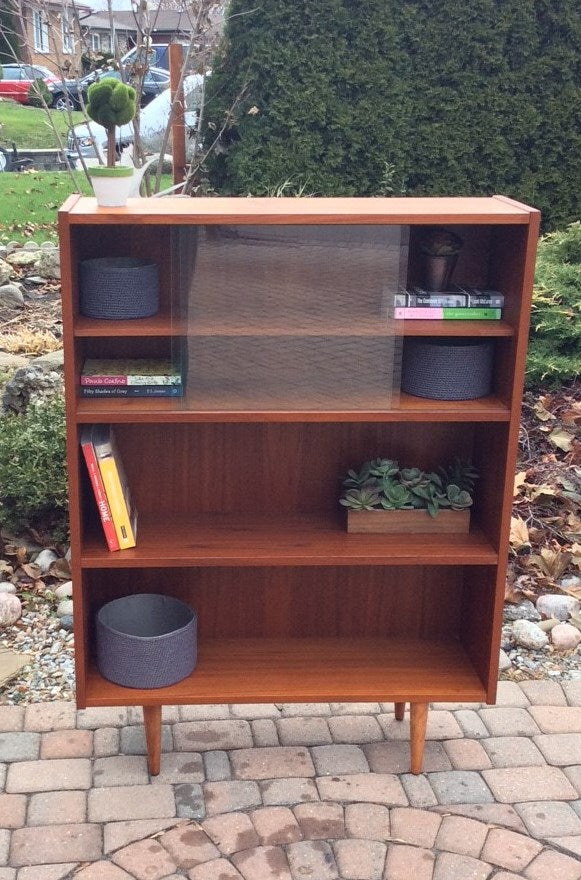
[402,337,495,400]
[79,257,160,320]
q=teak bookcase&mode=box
[59,195,540,776]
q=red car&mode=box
[0,64,60,106]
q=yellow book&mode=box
[92,425,137,550]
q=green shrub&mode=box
[28,78,51,108]
[526,222,581,387]
[0,396,68,540]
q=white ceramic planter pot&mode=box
[89,167,135,207]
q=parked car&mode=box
[67,73,203,160]
[54,67,170,111]
[120,43,189,72]
[0,64,60,106]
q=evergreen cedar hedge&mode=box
[205,0,580,230]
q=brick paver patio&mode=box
[0,681,580,877]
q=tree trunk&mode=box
[107,128,116,167]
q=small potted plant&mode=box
[86,78,137,207]
[340,457,478,533]
[419,227,463,291]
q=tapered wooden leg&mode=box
[143,704,162,776]
[394,702,406,721]
[410,702,428,775]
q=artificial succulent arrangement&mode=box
[340,457,478,518]
[419,227,464,257]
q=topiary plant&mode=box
[86,78,136,167]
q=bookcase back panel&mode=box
[407,226,492,290]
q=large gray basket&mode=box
[79,257,160,319]
[96,594,197,689]
[402,337,495,400]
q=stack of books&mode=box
[80,358,184,398]
[80,424,138,552]
[393,286,504,320]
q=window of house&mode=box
[90,32,100,51]
[62,11,74,54]
[32,9,49,52]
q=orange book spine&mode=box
[80,431,120,552]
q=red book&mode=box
[80,426,120,552]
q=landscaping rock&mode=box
[31,349,64,371]
[7,250,40,268]
[2,365,63,413]
[504,600,541,622]
[22,241,40,251]
[0,283,25,308]
[59,614,74,632]
[536,594,580,621]
[36,249,61,280]
[34,549,59,573]
[0,593,22,627]
[0,352,28,371]
[0,583,17,594]
[54,581,73,600]
[0,258,12,284]
[559,574,581,592]
[511,619,549,650]
[551,623,581,651]
[498,649,512,671]
[57,599,74,618]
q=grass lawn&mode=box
[0,100,84,150]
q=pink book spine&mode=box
[80,439,120,552]
[81,376,128,386]
[394,307,444,319]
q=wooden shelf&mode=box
[80,513,498,567]
[74,313,187,337]
[85,636,487,706]
[75,392,511,423]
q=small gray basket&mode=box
[96,594,197,689]
[79,257,160,320]
[402,337,495,400]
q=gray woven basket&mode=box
[96,594,197,689]
[402,337,495,400]
[79,257,160,319]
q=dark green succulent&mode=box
[380,481,413,510]
[368,458,399,479]
[399,468,430,488]
[342,463,375,489]
[445,484,473,510]
[439,458,479,493]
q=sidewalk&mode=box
[0,680,580,879]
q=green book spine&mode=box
[441,308,502,320]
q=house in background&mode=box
[7,0,91,76]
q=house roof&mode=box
[112,9,193,35]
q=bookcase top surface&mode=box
[61,194,537,225]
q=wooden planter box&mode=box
[347,509,470,534]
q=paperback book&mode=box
[394,286,504,309]
[90,424,138,550]
[80,385,183,398]
[81,358,183,387]
[80,426,119,552]
[394,307,502,320]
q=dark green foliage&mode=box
[206,0,580,229]
[27,78,51,108]
[0,397,68,540]
[526,222,581,387]
[86,79,136,128]
[0,8,18,65]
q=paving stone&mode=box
[390,807,442,847]
[174,721,253,752]
[430,702,483,711]
[232,845,292,880]
[250,806,302,845]
[515,800,581,836]
[482,765,578,802]
[259,778,318,805]
[565,766,581,795]
[89,784,176,822]
[317,773,407,806]
[111,837,177,879]
[28,790,86,825]
[384,843,435,880]
[492,874,528,880]
[0,734,40,763]
[93,728,119,758]
[0,708,23,732]
[6,758,91,792]
[188,858,243,880]
[93,756,150,787]
[524,849,581,880]
[328,715,384,743]
[151,752,204,784]
[251,720,279,747]
[10,824,102,866]
[529,706,581,733]
[203,812,260,853]
[0,832,7,867]
[24,703,76,732]
[159,824,220,869]
[333,838,386,880]
[430,804,527,834]
[203,781,261,816]
[481,736,546,768]
[73,864,133,880]
[126,706,179,724]
[572,799,581,818]
[547,836,581,858]
[563,683,581,706]
[120,725,173,755]
[178,705,230,721]
[378,710,463,740]
[479,708,541,736]
[0,794,26,829]
[311,744,369,775]
[175,783,205,819]
[103,818,186,853]
[276,717,332,746]
[0,765,5,793]
[495,680,531,707]
[286,840,338,880]
[280,703,331,717]
[442,739,492,770]
[428,770,494,804]
[330,702,381,714]
[230,704,282,719]
[434,815,489,858]
[16,866,77,880]
[204,750,231,781]
[293,803,344,839]
[76,708,128,729]
[364,740,451,773]
[533,733,581,765]
[230,746,315,780]
[0,870,14,880]
[481,827,542,871]
[453,710,489,739]
[432,851,492,879]
[400,773,439,807]
[40,730,93,759]
[344,802,390,840]
[520,681,568,706]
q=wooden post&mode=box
[143,704,162,776]
[394,702,405,721]
[410,702,428,774]
[169,43,186,186]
